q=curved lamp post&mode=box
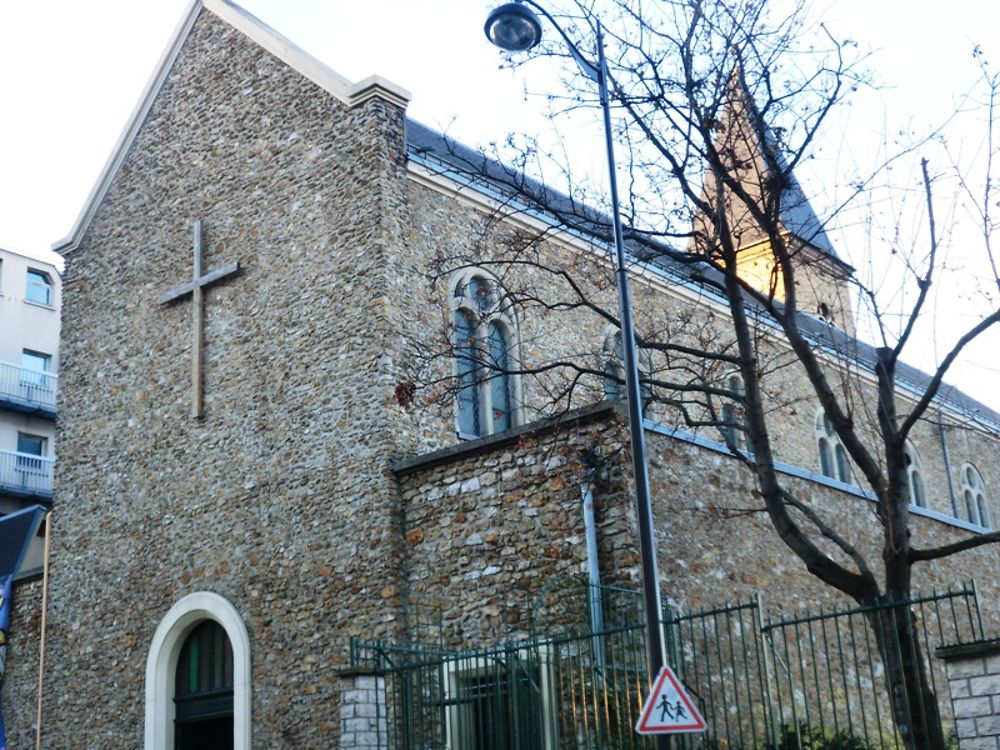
[485,1,670,735]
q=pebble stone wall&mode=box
[398,403,1000,644]
[4,577,42,750]
[1,1,998,747]
[395,176,1000,529]
[5,9,414,748]
[938,640,1000,749]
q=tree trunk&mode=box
[868,601,946,750]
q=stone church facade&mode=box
[2,1,999,748]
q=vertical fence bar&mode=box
[347,585,983,750]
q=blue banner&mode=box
[0,573,11,750]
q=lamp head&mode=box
[484,2,543,52]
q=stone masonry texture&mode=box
[10,11,412,747]
[2,2,999,748]
[940,641,1000,749]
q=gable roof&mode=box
[406,120,1000,429]
[53,3,996,428]
[53,0,410,255]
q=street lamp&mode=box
[485,1,670,738]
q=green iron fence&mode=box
[349,582,985,749]
[760,585,985,749]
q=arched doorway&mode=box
[174,619,234,749]
[145,591,251,750]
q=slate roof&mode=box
[406,118,1000,428]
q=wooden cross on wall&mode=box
[158,220,240,419]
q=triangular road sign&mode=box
[635,665,707,735]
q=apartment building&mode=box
[0,247,59,569]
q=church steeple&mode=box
[694,68,855,333]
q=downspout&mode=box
[937,409,959,518]
[580,456,605,668]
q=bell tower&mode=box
[693,71,855,334]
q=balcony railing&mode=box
[0,449,54,499]
[0,360,57,417]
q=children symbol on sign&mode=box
[657,694,688,723]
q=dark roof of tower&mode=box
[772,147,840,259]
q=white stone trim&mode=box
[144,591,251,750]
[55,0,410,256]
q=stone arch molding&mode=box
[145,591,251,750]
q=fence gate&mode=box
[350,583,985,749]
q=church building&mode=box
[2,1,999,748]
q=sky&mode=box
[1,0,998,405]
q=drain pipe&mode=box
[937,409,959,518]
[581,458,605,668]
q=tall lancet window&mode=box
[904,441,926,508]
[601,327,653,416]
[602,330,626,401]
[961,463,990,527]
[451,269,521,439]
[721,374,747,451]
[816,409,851,483]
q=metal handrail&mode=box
[0,449,54,495]
[0,360,58,410]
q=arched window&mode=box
[451,269,521,438]
[904,441,926,508]
[601,327,653,416]
[815,410,850,483]
[602,329,625,400]
[721,374,747,451]
[175,620,234,747]
[961,463,990,527]
[145,592,251,750]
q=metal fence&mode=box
[0,449,54,496]
[350,582,985,749]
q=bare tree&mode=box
[404,1,1000,746]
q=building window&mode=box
[174,620,234,747]
[721,374,747,451]
[16,433,46,474]
[445,650,554,750]
[904,441,926,508]
[21,349,51,386]
[815,410,850,483]
[602,330,625,400]
[961,463,990,527]
[451,270,521,439]
[145,591,251,750]
[26,269,53,306]
[601,327,654,416]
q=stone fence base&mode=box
[338,671,387,749]
[938,639,1000,749]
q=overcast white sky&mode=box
[1,0,998,404]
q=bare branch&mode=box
[910,530,1000,563]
